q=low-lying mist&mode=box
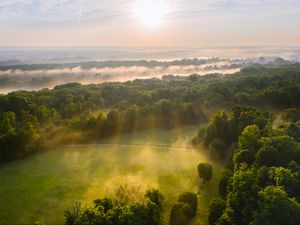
[0,129,210,225]
[0,60,241,93]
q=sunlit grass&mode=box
[0,128,221,225]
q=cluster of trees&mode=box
[1,64,300,162]
[169,163,213,225]
[65,189,163,225]
[201,107,300,225]
[2,64,300,124]
[193,105,272,161]
[70,101,199,139]
[0,110,44,162]
[169,192,198,225]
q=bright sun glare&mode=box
[133,0,169,28]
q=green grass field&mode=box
[0,128,221,225]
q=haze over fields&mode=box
[1,1,300,225]
[0,46,299,93]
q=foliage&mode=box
[195,106,272,162]
[208,198,226,225]
[197,163,213,183]
[281,108,300,123]
[219,169,232,198]
[224,165,261,225]
[178,192,198,217]
[255,146,282,167]
[204,105,300,225]
[209,138,227,160]
[251,186,300,225]
[169,202,193,225]
[65,189,163,225]
[0,110,45,162]
[2,64,300,162]
[169,192,198,225]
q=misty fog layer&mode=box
[0,145,204,224]
[0,46,299,64]
[0,59,241,93]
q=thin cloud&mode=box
[0,0,33,7]
[36,0,132,18]
[1,0,296,21]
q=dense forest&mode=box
[1,63,300,162]
[1,63,300,225]
[195,106,300,225]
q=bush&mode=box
[169,202,192,225]
[169,192,198,225]
[65,202,82,225]
[178,192,198,217]
[64,190,163,225]
[198,162,213,183]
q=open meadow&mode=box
[0,128,221,225]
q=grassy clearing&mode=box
[0,128,221,225]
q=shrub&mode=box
[198,163,213,183]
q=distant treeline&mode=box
[1,64,300,162]
[0,58,242,71]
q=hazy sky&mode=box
[0,0,300,47]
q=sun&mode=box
[133,0,169,28]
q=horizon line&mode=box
[1,45,300,49]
